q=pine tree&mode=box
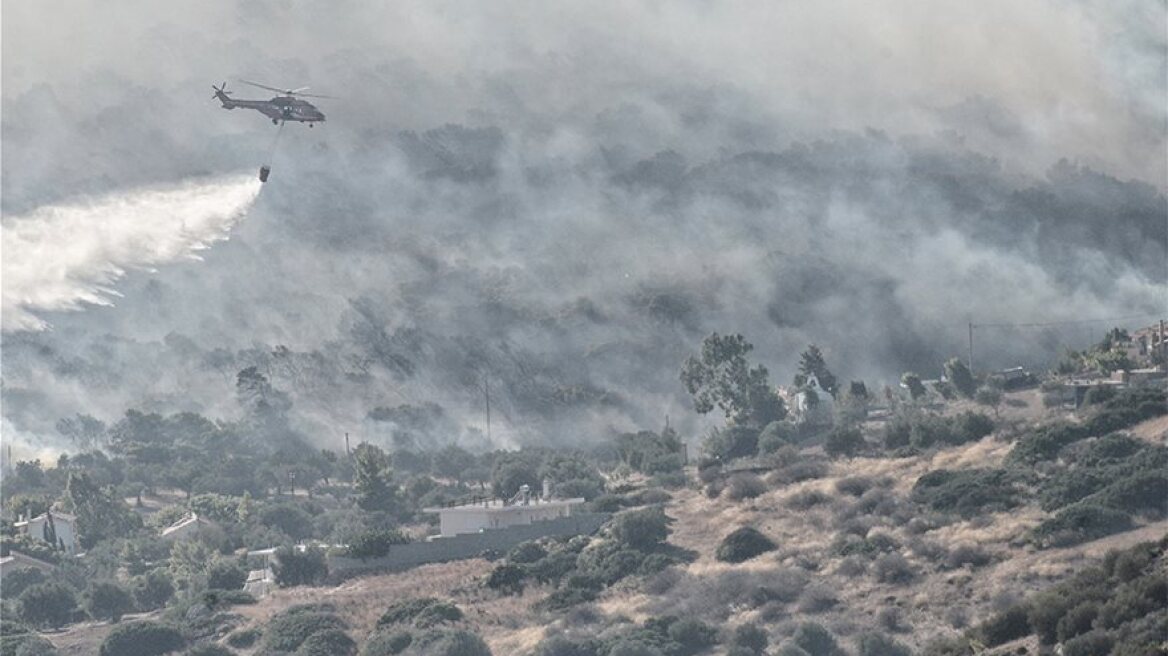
[352,443,398,512]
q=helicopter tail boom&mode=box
[212,82,236,108]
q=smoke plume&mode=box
[2,175,261,332]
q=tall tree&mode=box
[944,358,977,398]
[352,443,398,513]
[66,472,140,549]
[680,333,786,427]
[797,344,838,398]
[901,372,927,400]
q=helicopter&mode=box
[212,79,330,126]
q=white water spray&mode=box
[2,174,262,332]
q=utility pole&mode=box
[968,321,975,374]
[484,376,492,443]
[344,432,350,457]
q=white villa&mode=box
[14,511,78,554]
[423,485,585,538]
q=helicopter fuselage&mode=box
[215,91,325,125]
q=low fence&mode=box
[327,512,610,580]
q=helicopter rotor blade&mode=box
[239,79,334,99]
[239,79,290,94]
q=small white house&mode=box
[423,489,585,538]
[789,376,835,425]
[14,511,78,554]
[160,512,220,542]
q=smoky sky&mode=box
[2,0,1166,452]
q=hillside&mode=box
[18,389,1164,656]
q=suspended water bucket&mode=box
[258,165,271,182]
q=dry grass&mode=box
[1130,414,1168,444]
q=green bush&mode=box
[2,634,59,656]
[486,564,526,595]
[83,581,134,623]
[261,608,348,653]
[1032,504,1133,548]
[610,507,670,551]
[225,628,260,649]
[824,427,864,458]
[272,546,328,587]
[377,599,462,629]
[204,590,256,607]
[0,568,46,599]
[507,541,548,564]
[627,489,672,506]
[911,468,1020,517]
[872,553,915,584]
[206,561,247,591]
[790,622,844,656]
[131,569,175,611]
[295,628,357,656]
[835,476,878,497]
[725,473,767,500]
[1056,602,1099,643]
[588,549,646,585]
[1007,423,1087,464]
[758,422,798,454]
[539,584,600,611]
[1086,471,1168,515]
[951,412,995,444]
[976,605,1030,647]
[99,621,185,656]
[730,624,768,654]
[348,530,411,560]
[400,629,491,656]
[18,582,78,629]
[667,619,718,655]
[715,527,777,563]
[833,533,900,559]
[1061,630,1115,656]
[702,426,761,462]
[528,550,578,585]
[362,630,414,656]
[591,494,626,513]
[884,412,993,451]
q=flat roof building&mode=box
[423,492,586,538]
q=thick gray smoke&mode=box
[2,0,1165,451]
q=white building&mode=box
[788,376,835,425]
[424,490,586,538]
[14,511,78,554]
[160,512,220,542]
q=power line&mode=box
[972,313,1163,330]
[967,312,1164,373]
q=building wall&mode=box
[328,512,610,580]
[438,504,578,537]
[23,517,77,554]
